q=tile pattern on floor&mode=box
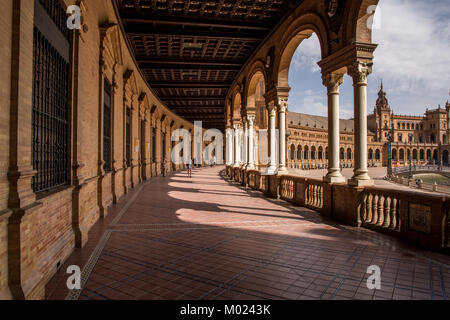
[46,166,450,300]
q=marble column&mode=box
[247,115,255,170]
[323,73,345,183]
[226,127,233,165]
[348,61,374,187]
[278,99,288,173]
[243,120,249,169]
[267,103,277,174]
[233,123,241,167]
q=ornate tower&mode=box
[375,82,392,142]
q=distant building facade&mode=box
[287,84,449,169]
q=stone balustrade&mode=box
[226,166,450,252]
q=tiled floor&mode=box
[46,166,450,300]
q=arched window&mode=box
[311,146,316,160]
[304,146,309,160]
[399,149,405,161]
[368,149,373,160]
[426,149,431,160]
[375,149,381,160]
[347,148,352,160]
[325,147,328,160]
[297,145,302,160]
[290,144,296,160]
[392,149,397,160]
[420,149,424,161]
[340,148,345,160]
[318,147,323,160]
[413,149,418,161]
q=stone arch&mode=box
[375,149,381,160]
[426,149,432,161]
[304,145,310,160]
[399,149,405,161]
[297,145,303,160]
[290,144,296,160]
[368,148,373,160]
[348,0,381,44]
[274,13,329,88]
[420,149,425,161]
[245,66,267,127]
[231,88,243,121]
[413,149,418,161]
[311,146,317,160]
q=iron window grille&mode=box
[103,80,112,172]
[32,0,70,193]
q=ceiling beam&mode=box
[149,82,231,89]
[139,62,240,71]
[160,96,226,101]
[125,25,264,41]
[136,57,244,67]
[120,14,272,31]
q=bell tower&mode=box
[375,81,392,142]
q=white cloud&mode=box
[290,33,321,73]
[371,0,450,113]
[288,0,450,118]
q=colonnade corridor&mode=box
[46,166,450,300]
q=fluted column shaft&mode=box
[233,124,241,167]
[349,62,374,187]
[278,99,288,173]
[323,73,345,183]
[243,120,249,168]
[247,115,255,170]
[267,104,277,174]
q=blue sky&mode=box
[288,0,450,119]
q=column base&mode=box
[265,166,278,175]
[277,166,288,175]
[323,175,346,183]
[348,178,374,187]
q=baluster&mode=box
[371,194,378,225]
[361,194,368,224]
[389,198,397,230]
[319,186,323,208]
[395,199,401,231]
[377,195,384,226]
[365,193,372,223]
[383,196,391,228]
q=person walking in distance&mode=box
[187,158,193,178]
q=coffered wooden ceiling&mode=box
[114,0,302,130]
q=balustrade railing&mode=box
[225,165,450,252]
[361,189,400,231]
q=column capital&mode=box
[247,114,256,125]
[278,98,288,113]
[322,73,344,94]
[233,123,241,130]
[267,101,277,115]
[348,61,372,85]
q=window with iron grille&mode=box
[32,0,70,193]
[103,80,112,172]
[125,108,131,167]
[151,127,156,162]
